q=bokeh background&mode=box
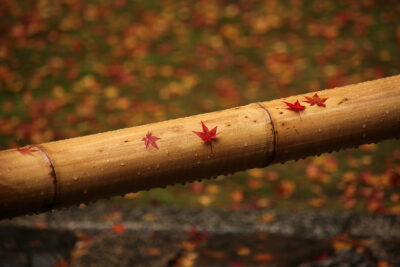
[1,0,400,214]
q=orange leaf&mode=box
[237,247,251,256]
[111,224,126,234]
[230,189,243,203]
[147,248,161,256]
[332,241,351,252]
[254,253,273,262]
[275,181,296,198]
[261,213,276,222]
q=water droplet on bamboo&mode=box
[244,143,248,147]
[120,162,125,166]
[73,175,79,181]
[362,124,366,129]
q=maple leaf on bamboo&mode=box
[193,121,218,155]
[303,93,328,107]
[142,132,160,149]
[282,100,305,113]
[17,146,38,156]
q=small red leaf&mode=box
[147,248,161,256]
[17,146,38,156]
[142,132,161,149]
[303,93,328,107]
[254,253,273,262]
[282,100,305,113]
[193,121,218,155]
[111,224,126,234]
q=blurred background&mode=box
[1,0,400,266]
[1,0,399,213]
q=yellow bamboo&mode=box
[1,75,400,219]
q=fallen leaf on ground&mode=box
[254,253,273,262]
[111,224,126,234]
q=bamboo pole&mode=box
[1,75,400,219]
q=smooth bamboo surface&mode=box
[1,75,400,219]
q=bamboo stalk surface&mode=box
[1,75,400,219]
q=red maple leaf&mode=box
[17,145,38,156]
[111,223,126,234]
[303,93,328,107]
[193,121,218,155]
[283,100,306,113]
[142,132,161,149]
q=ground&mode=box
[1,206,400,266]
